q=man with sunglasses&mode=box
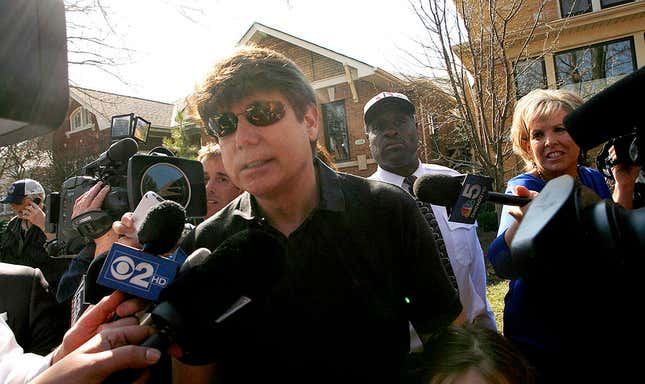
[173,46,462,383]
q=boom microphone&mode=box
[564,66,645,151]
[413,174,532,208]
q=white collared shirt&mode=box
[369,162,497,330]
[0,313,52,384]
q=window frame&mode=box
[554,36,637,97]
[559,0,593,18]
[559,0,634,17]
[321,100,351,163]
[514,57,548,99]
[600,0,634,9]
[69,106,94,132]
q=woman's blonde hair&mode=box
[511,89,584,170]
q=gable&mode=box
[253,35,345,82]
[70,87,175,131]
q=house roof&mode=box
[239,22,402,83]
[69,87,176,131]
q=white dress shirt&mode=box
[369,162,497,330]
[0,313,51,384]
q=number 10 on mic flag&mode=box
[97,243,181,301]
[449,174,493,224]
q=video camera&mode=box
[564,66,645,207]
[46,114,206,257]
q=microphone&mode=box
[138,200,186,255]
[564,66,645,151]
[141,229,286,365]
[71,200,187,322]
[414,174,532,207]
[83,138,138,173]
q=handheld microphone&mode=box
[138,200,186,255]
[83,138,138,173]
[72,200,187,322]
[142,229,286,365]
[413,174,531,224]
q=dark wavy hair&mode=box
[194,45,316,127]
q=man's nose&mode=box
[234,118,261,148]
[206,179,216,192]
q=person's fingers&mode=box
[84,325,154,354]
[90,185,111,209]
[97,316,140,333]
[122,212,135,226]
[90,346,160,378]
[514,185,530,196]
[76,291,128,329]
[85,181,104,203]
[116,297,150,318]
[113,212,136,236]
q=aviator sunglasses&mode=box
[207,100,286,138]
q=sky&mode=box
[67,0,432,104]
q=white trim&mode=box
[68,106,94,135]
[65,123,93,138]
[311,75,356,89]
[336,158,377,169]
[239,23,378,78]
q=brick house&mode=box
[47,87,202,186]
[232,22,457,177]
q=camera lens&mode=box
[140,163,191,208]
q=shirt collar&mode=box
[373,161,422,187]
[232,157,346,221]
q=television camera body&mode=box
[46,114,206,257]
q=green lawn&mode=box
[486,274,508,332]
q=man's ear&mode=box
[304,103,319,142]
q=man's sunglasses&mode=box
[207,100,286,138]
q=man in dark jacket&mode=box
[0,262,68,355]
[0,179,68,289]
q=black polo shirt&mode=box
[181,159,461,383]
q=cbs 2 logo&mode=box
[110,255,159,289]
[461,183,483,199]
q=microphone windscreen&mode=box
[413,174,465,207]
[84,252,114,304]
[564,66,645,150]
[138,200,186,255]
[161,229,286,320]
[107,138,138,162]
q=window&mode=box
[554,37,636,99]
[600,0,634,9]
[559,0,592,17]
[322,100,350,162]
[70,106,93,132]
[514,58,547,99]
[560,0,634,17]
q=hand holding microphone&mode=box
[72,200,187,323]
[413,173,533,223]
